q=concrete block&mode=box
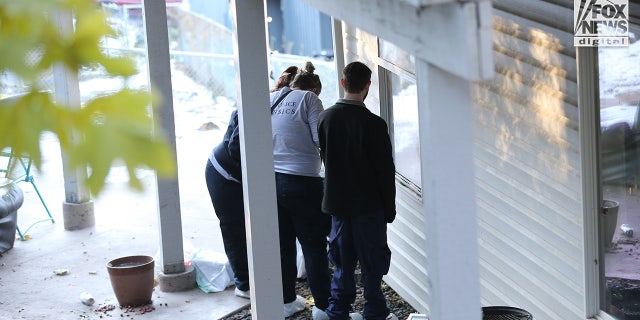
[63,201,95,230]
[158,264,197,292]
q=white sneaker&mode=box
[386,313,399,320]
[312,306,330,320]
[349,312,364,320]
[234,287,250,299]
[283,295,306,317]
[311,306,362,320]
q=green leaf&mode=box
[0,92,62,168]
[0,0,177,195]
[68,90,176,194]
[100,56,139,78]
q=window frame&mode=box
[577,45,627,320]
[378,59,422,197]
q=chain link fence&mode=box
[1,5,337,109]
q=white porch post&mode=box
[416,60,482,320]
[331,17,345,98]
[142,0,195,291]
[231,0,284,319]
[53,10,95,231]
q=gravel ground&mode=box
[220,278,418,320]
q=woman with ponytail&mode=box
[270,61,333,319]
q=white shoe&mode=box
[234,287,250,299]
[312,306,330,320]
[283,295,306,317]
[386,313,399,320]
[349,312,363,320]
[311,305,362,320]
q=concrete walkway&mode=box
[0,127,250,319]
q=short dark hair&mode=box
[342,61,371,94]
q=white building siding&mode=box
[387,187,430,313]
[311,0,640,319]
[338,1,587,318]
[474,1,585,319]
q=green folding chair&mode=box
[0,149,55,240]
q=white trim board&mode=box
[300,0,494,81]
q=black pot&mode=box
[0,178,24,253]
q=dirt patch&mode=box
[220,279,418,320]
[607,277,640,319]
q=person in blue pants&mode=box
[318,61,398,320]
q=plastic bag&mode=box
[154,238,197,276]
[191,249,235,293]
[296,239,306,279]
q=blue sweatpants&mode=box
[325,212,392,320]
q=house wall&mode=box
[267,0,285,52]
[474,1,584,319]
[281,0,333,56]
[340,1,587,319]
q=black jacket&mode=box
[213,110,242,182]
[318,100,396,222]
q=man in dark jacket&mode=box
[318,61,397,320]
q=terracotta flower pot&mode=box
[106,255,155,307]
